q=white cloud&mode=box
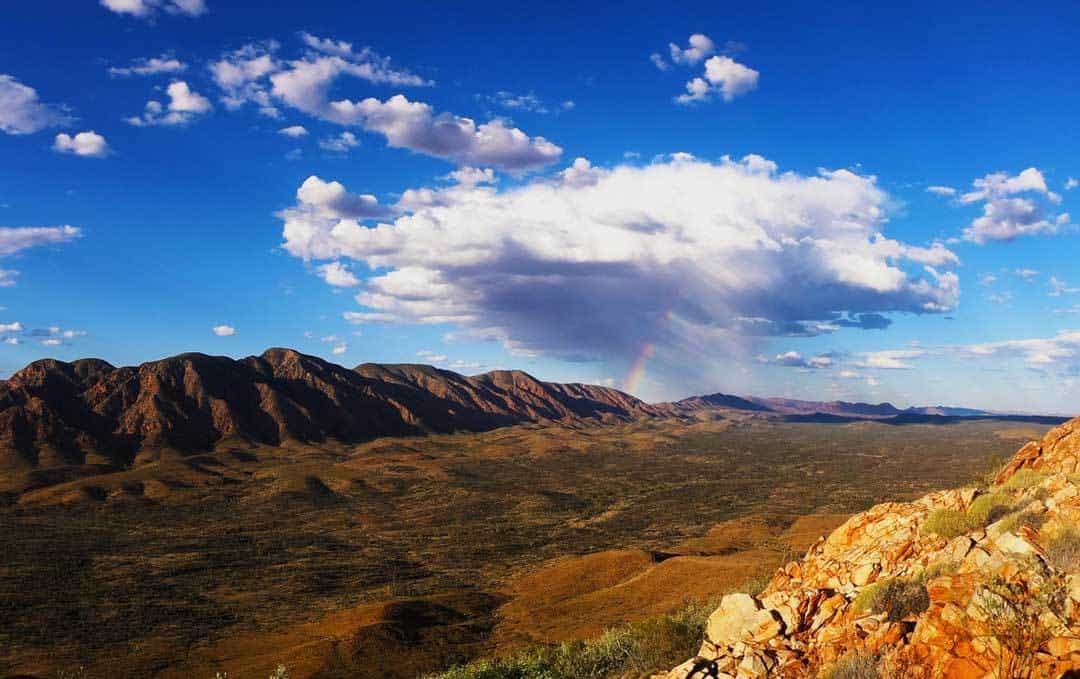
[319,95,562,171]
[445,167,496,186]
[958,168,1068,243]
[99,0,206,18]
[769,351,833,369]
[0,322,23,333]
[417,349,448,364]
[53,131,110,158]
[987,291,1013,305]
[956,330,1080,368]
[668,34,716,65]
[212,324,235,336]
[288,175,390,222]
[1014,268,1040,280]
[41,338,62,346]
[210,38,558,171]
[284,155,959,382]
[676,56,759,104]
[1049,276,1080,297]
[926,185,957,197]
[1067,177,1079,191]
[855,349,925,370]
[0,225,81,257]
[126,81,211,126]
[108,55,187,77]
[278,125,308,137]
[980,273,997,286]
[3,337,19,346]
[317,261,360,287]
[650,53,670,71]
[0,74,71,135]
[332,343,347,355]
[318,131,360,152]
[485,91,575,115]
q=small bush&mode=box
[818,651,880,679]
[967,492,1014,527]
[998,469,1046,492]
[922,560,959,580]
[425,599,714,679]
[996,510,1046,534]
[852,577,930,622]
[1046,528,1080,573]
[922,509,972,538]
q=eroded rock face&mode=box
[0,349,660,475]
[660,416,1080,679]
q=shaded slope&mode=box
[0,348,656,478]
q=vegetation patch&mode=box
[817,651,880,679]
[852,576,930,622]
[1046,528,1080,573]
[997,469,1047,492]
[995,510,1046,534]
[922,492,1014,538]
[425,599,715,679]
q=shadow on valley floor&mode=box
[0,416,1044,678]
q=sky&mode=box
[1,1,1080,412]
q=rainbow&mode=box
[623,342,655,394]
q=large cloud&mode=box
[126,81,212,126]
[279,155,959,377]
[211,37,561,171]
[0,74,71,135]
[0,226,81,286]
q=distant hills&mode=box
[673,392,1065,425]
[0,350,1065,477]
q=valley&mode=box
[0,413,1040,678]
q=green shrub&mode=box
[966,492,1014,527]
[922,560,959,580]
[424,599,714,679]
[922,509,972,538]
[998,469,1046,492]
[1046,528,1080,573]
[852,577,930,622]
[818,652,880,679]
[996,510,1046,534]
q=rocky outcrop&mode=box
[660,417,1080,678]
[0,349,659,476]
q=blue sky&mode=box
[1,1,1080,412]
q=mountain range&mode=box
[0,349,1063,482]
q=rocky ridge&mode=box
[0,348,658,479]
[661,417,1080,679]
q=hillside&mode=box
[661,416,1080,678]
[0,348,656,487]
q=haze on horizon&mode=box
[1,1,1079,413]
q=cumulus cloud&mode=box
[212,324,235,336]
[210,37,559,170]
[108,54,187,77]
[288,175,391,222]
[99,0,206,18]
[317,261,360,287]
[278,124,308,137]
[668,34,716,65]
[676,55,759,104]
[126,81,211,126]
[53,131,110,158]
[281,155,959,383]
[1067,177,1079,191]
[0,74,71,135]
[0,322,23,333]
[331,343,347,355]
[318,131,360,152]
[958,168,1069,243]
